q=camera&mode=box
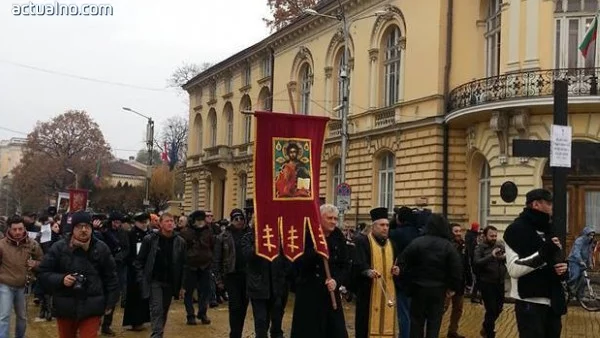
[71,273,87,291]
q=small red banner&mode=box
[68,188,88,212]
[253,111,330,261]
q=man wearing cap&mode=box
[38,211,119,338]
[122,212,152,331]
[179,210,214,325]
[353,207,400,338]
[99,212,130,336]
[214,208,251,338]
[504,188,568,338]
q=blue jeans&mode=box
[0,283,27,338]
[396,288,411,338]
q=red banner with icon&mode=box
[253,111,330,261]
[68,188,88,212]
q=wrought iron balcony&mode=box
[447,68,600,114]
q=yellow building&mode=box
[183,0,600,243]
[0,137,26,178]
[107,158,147,187]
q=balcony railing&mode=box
[329,121,341,137]
[203,145,232,164]
[374,107,396,128]
[447,67,600,113]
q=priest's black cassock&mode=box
[353,207,398,338]
[122,213,151,328]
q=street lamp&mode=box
[122,107,154,207]
[304,6,391,227]
[66,168,78,189]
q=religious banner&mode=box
[68,188,88,212]
[253,111,330,261]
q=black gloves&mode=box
[539,240,561,264]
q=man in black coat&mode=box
[290,204,350,338]
[99,212,130,336]
[399,213,463,338]
[122,212,152,331]
[134,212,186,338]
[213,209,251,338]
[37,211,119,338]
[504,189,568,338]
[241,227,290,338]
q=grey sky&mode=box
[0,0,271,159]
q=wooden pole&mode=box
[322,257,338,310]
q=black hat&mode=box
[189,210,206,222]
[71,211,92,227]
[393,206,413,223]
[47,206,57,217]
[370,207,389,222]
[230,208,245,220]
[526,189,553,205]
[108,212,124,222]
[133,212,150,222]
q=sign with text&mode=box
[336,183,351,212]
[550,124,572,168]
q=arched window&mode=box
[486,0,502,76]
[331,159,342,202]
[194,114,203,153]
[258,87,272,111]
[191,179,199,210]
[300,64,312,115]
[208,109,217,147]
[378,153,395,212]
[383,26,401,106]
[335,49,350,118]
[239,173,248,207]
[479,160,491,226]
[555,0,598,70]
[240,95,252,143]
[224,104,233,146]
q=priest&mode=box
[353,207,400,338]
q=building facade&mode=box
[183,0,600,243]
[0,137,26,178]
[107,158,147,187]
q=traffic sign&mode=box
[336,183,351,212]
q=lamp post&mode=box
[66,168,78,189]
[122,107,154,207]
[304,7,390,227]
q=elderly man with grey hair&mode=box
[290,204,350,337]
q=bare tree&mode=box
[264,0,317,31]
[155,116,188,170]
[167,62,213,89]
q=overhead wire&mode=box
[0,59,172,92]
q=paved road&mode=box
[22,295,600,337]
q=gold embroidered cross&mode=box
[317,228,327,246]
[262,225,276,252]
[288,227,299,252]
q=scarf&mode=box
[70,236,91,252]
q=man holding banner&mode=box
[251,111,335,336]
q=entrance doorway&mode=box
[542,155,600,254]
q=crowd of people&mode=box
[0,187,598,338]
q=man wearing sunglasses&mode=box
[214,209,251,338]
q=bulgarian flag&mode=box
[579,16,598,58]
